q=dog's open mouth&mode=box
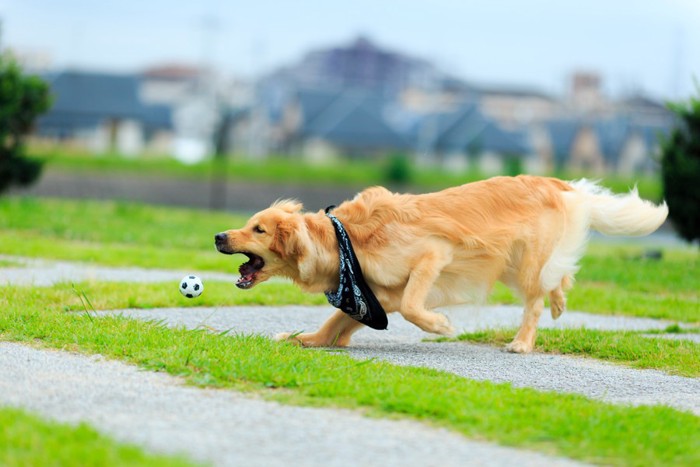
[237,252,265,289]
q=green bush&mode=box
[0,55,51,194]
[384,152,412,185]
[503,154,523,176]
[660,89,700,244]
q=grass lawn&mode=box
[64,281,327,310]
[1,283,698,467]
[1,196,696,322]
[0,406,196,467]
[443,328,700,377]
[488,244,700,323]
[1,196,699,465]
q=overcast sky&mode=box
[1,0,698,99]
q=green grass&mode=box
[0,230,235,272]
[1,196,697,322]
[646,324,700,334]
[0,197,244,271]
[1,283,698,466]
[0,406,197,467]
[63,281,326,310]
[32,148,664,200]
[448,328,700,377]
[487,245,700,323]
[0,196,247,248]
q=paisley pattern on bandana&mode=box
[324,206,388,330]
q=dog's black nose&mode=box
[214,232,227,244]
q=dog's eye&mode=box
[254,225,265,234]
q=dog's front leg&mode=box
[274,310,364,347]
[398,249,455,336]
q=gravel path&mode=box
[0,255,236,286]
[99,305,700,416]
[2,257,697,465]
[0,342,585,467]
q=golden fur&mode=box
[215,175,668,353]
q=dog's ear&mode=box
[270,218,304,259]
[269,217,314,282]
[271,199,303,214]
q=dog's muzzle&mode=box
[214,232,233,254]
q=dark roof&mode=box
[597,117,669,164]
[37,70,176,131]
[595,117,641,165]
[46,71,143,118]
[619,94,668,111]
[546,116,672,166]
[418,104,531,155]
[296,88,410,150]
[141,104,173,130]
[546,119,581,164]
[297,88,342,123]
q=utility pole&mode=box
[200,14,228,211]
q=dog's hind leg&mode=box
[549,275,572,320]
[506,247,550,353]
[398,248,455,336]
[274,310,364,347]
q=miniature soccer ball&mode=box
[179,275,203,298]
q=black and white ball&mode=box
[179,275,203,298]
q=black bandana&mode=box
[324,206,388,330]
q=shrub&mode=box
[0,55,51,194]
[660,89,700,244]
[384,152,412,185]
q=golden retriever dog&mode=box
[215,175,668,353]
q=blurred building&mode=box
[262,36,442,98]
[31,36,674,174]
[33,64,242,162]
[34,70,171,156]
[273,88,410,161]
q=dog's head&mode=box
[214,200,314,289]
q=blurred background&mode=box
[1,0,699,212]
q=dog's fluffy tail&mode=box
[568,179,668,236]
[540,179,667,303]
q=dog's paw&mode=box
[549,292,566,320]
[433,313,456,337]
[550,300,565,320]
[274,332,302,345]
[505,340,533,354]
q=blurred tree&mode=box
[384,152,412,186]
[660,87,700,245]
[0,55,51,195]
[503,154,523,177]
